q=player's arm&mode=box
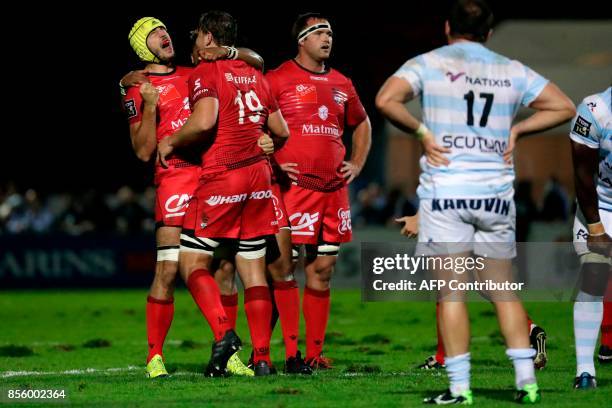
[513,82,576,136]
[572,140,600,225]
[197,47,264,71]
[158,97,218,166]
[169,97,218,147]
[504,83,576,163]
[128,83,158,162]
[119,70,150,94]
[570,103,612,255]
[572,140,612,255]
[341,118,372,184]
[266,110,299,180]
[236,48,264,71]
[376,77,450,166]
[266,109,290,147]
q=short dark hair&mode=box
[448,0,494,43]
[291,12,329,40]
[197,10,237,46]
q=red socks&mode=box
[435,302,445,364]
[186,269,230,341]
[602,301,612,347]
[146,296,174,363]
[244,286,273,364]
[303,286,330,360]
[221,293,238,330]
[273,280,300,359]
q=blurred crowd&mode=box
[0,183,156,236]
[0,178,571,236]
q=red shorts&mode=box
[282,184,352,245]
[155,167,200,228]
[183,161,279,240]
[271,183,290,229]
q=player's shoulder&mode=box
[265,60,294,78]
[190,61,220,81]
[580,88,611,121]
[327,67,352,82]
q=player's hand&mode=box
[341,161,362,184]
[197,47,229,62]
[503,128,519,164]
[279,162,299,181]
[157,138,173,169]
[120,70,150,87]
[257,134,274,155]
[587,233,612,258]
[140,83,159,106]
[422,132,450,167]
[395,215,419,238]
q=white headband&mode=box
[297,22,332,43]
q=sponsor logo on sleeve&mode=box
[573,115,592,137]
[124,99,137,119]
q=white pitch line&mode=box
[1,366,141,379]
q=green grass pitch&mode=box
[0,289,610,407]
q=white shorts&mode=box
[573,204,612,256]
[417,194,516,259]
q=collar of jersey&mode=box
[450,41,486,50]
[292,59,330,76]
[147,66,178,77]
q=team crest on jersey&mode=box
[332,88,348,105]
[124,99,137,119]
[587,102,597,112]
[573,115,592,137]
[295,84,317,103]
[318,105,329,120]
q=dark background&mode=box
[5,1,609,193]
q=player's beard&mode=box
[153,50,175,66]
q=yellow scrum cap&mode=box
[128,17,166,63]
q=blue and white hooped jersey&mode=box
[569,87,612,211]
[393,41,548,199]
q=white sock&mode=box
[574,290,604,376]
[506,348,536,389]
[445,353,470,396]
